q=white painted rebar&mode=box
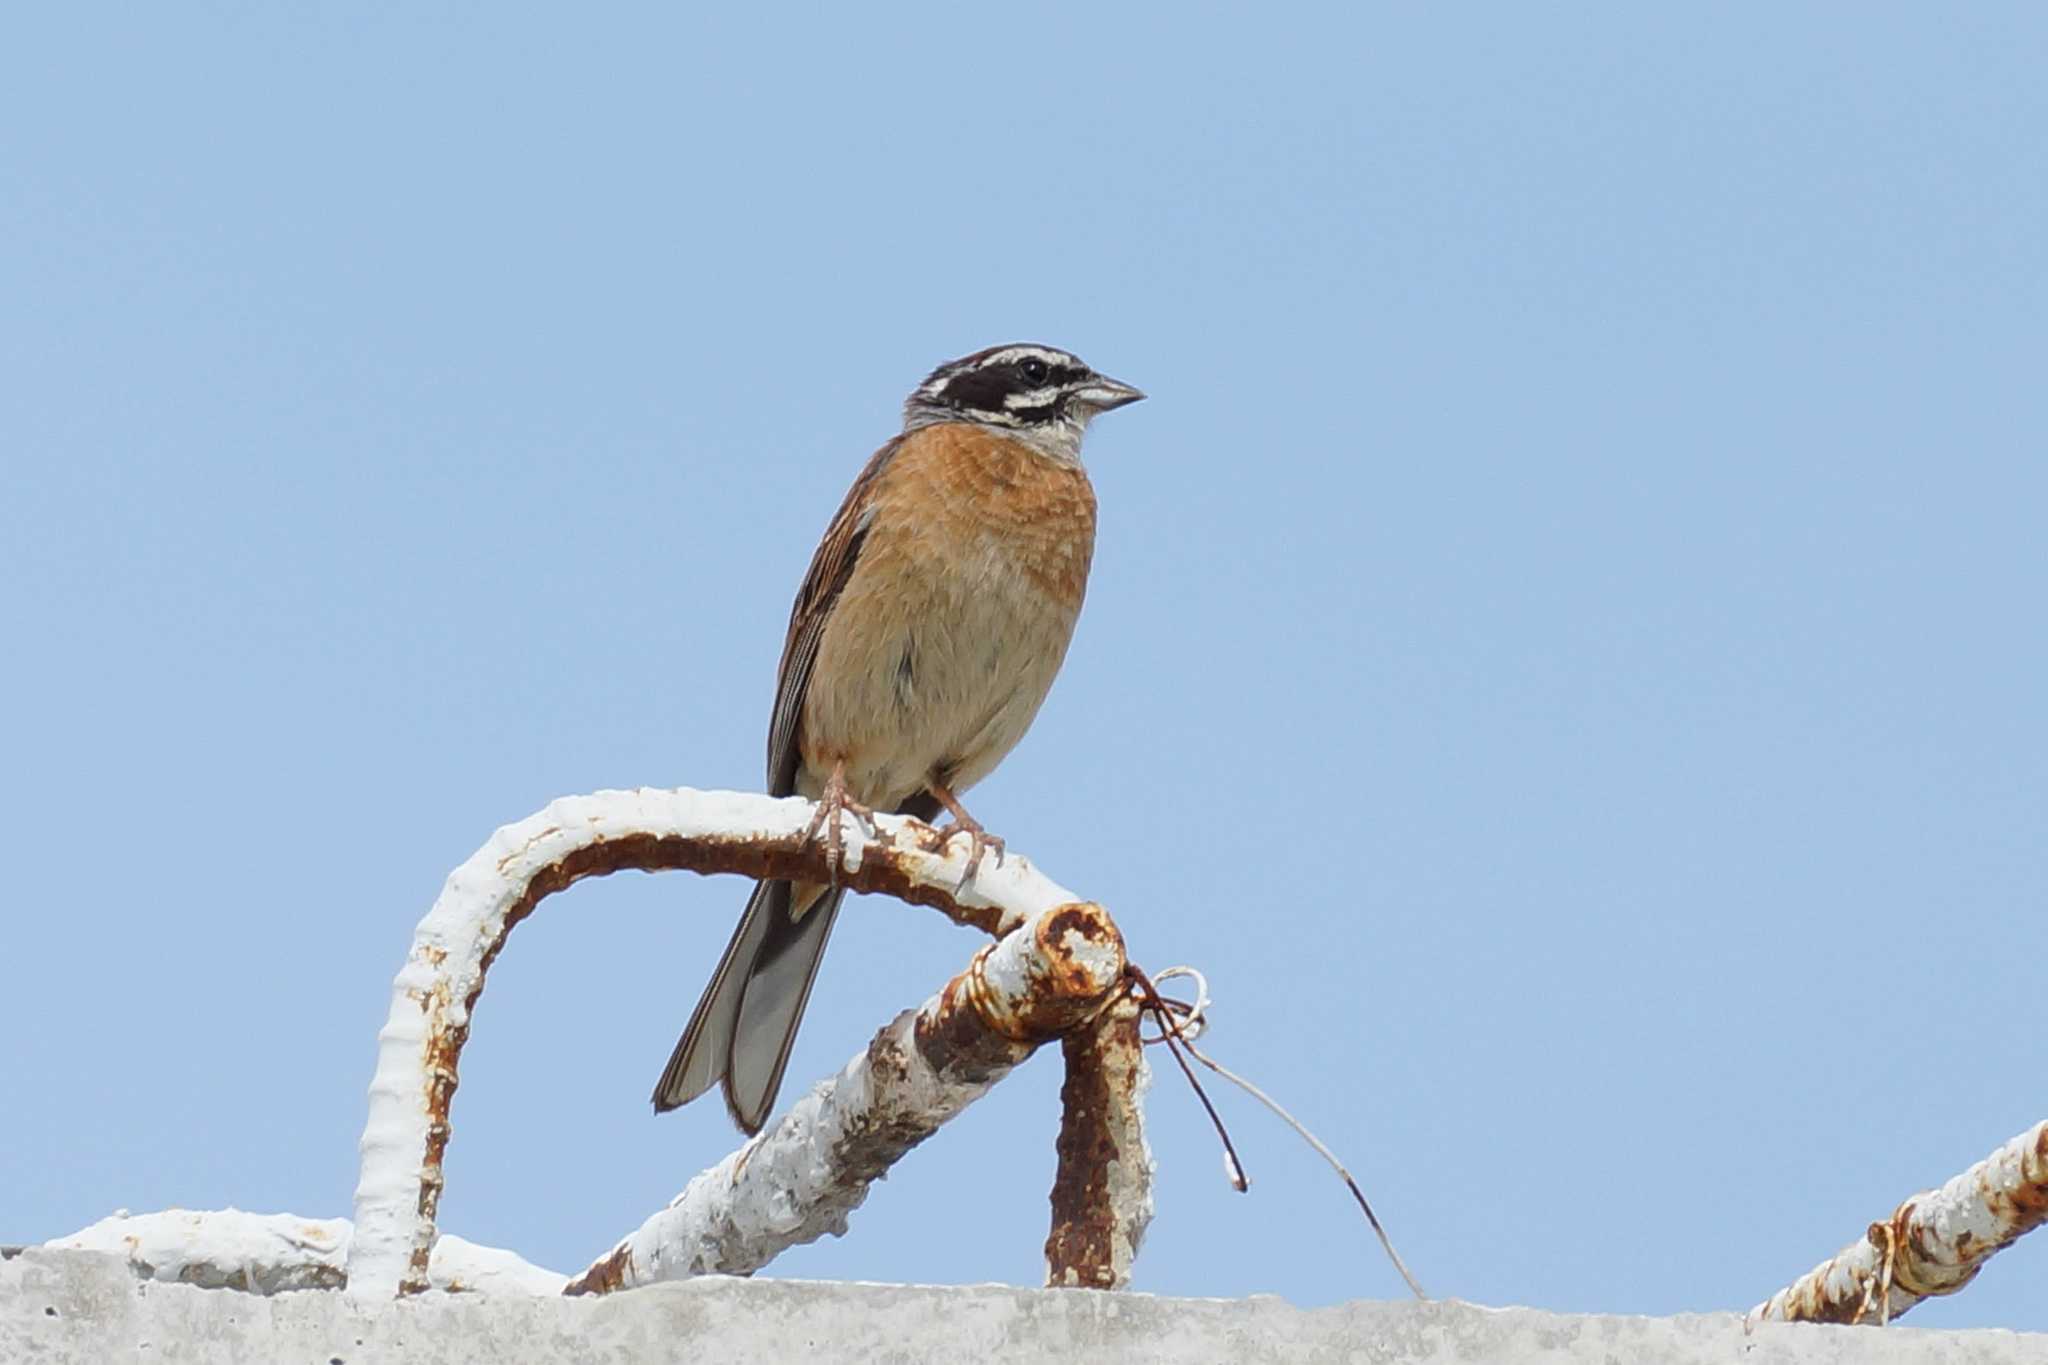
[1752,1118,2048,1325]
[348,786,1090,1298]
[563,901,1126,1295]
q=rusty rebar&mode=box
[564,900,1127,1295]
[348,787,1095,1299]
[1752,1118,2048,1325]
[1045,989,1153,1289]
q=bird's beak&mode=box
[1072,375,1146,413]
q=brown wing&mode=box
[763,435,902,796]
[654,436,912,1122]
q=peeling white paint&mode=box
[574,897,1125,1293]
[1753,1118,2048,1324]
[349,787,1091,1298]
[45,1210,564,1296]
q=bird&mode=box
[652,343,1145,1133]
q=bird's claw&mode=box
[798,772,877,886]
[918,821,1006,890]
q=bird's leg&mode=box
[919,780,1006,887]
[797,759,876,885]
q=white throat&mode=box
[901,409,1092,465]
[1006,414,1088,464]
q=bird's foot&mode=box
[918,782,1005,889]
[798,764,877,885]
[921,822,1006,889]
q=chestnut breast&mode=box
[800,422,1096,807]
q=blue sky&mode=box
[4,4,2044,1332]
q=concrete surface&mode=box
[4,1246,2041,1364]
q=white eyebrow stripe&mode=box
[981,345,1075,370]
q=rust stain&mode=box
[1040,903,1124,1000]
[562,1243,633,1297]
[1042,902,1112,946]
[918,969,1034,1082]
[950,904,1124,1050]
[1045,995,1144,1290]
[813,1016,974,1187]
[497,826,563,874]
[1760,1120,2048,1324]
[394,820,1026,1295]
[518,831,1013,937]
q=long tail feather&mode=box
[650,879,844,1135]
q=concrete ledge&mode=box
[5,1248,2040,1364]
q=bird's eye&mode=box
[1018,357,1050,384]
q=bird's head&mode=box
[903,343,1144,461]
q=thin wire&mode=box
[1127,965,1249,1192]
[1133,963,1427,1301]
[1141,964,1212,1044]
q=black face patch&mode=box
[929,350,1089,425]
[936,363,1026,418]
[905,343,1104,431]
